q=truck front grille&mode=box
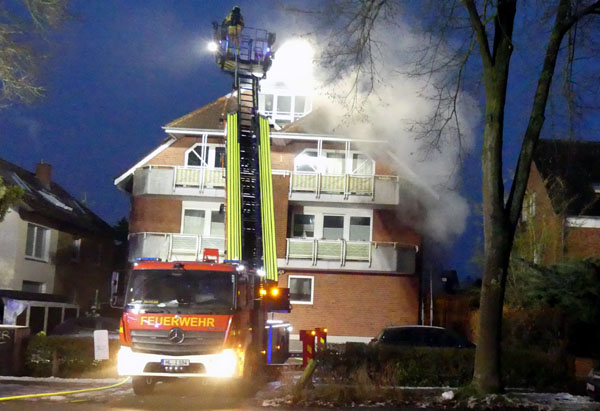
[130,329,225,356]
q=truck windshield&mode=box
[126,270,235,314]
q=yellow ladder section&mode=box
[226,113,242,261]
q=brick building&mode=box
[517,139,600,264]
[115,91,424,345]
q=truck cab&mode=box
[112,259,284,394]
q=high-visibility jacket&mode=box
[223,11,244,29]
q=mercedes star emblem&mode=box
[168,327,185,344]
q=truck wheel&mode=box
[132,376,155,395]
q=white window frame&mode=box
[288,275,314,305]
[291,213,316,239]
[25,223,50,262]
[181,202,224,237]
[259,93,313,126]
[293,148,375,175]
[349,216,373,242]
[184,143,225,168]
[290,207,373,241]
[322,214,345,240]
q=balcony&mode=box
[128,232,225,262]
[132,166,225,198]
[281,238,417,273]
[287,172,401,205]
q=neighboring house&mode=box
[518,139,600,264]
[115,89,425,346]
[0,159,116,333]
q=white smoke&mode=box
[266,18,479,245]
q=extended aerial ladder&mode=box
[212,22,286,364]
[212,23,278,284]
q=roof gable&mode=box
[166,95,237,130]
[533,139,600,216]
[0,158,114,237]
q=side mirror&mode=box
[110,271,127,308]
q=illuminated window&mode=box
[289,275,313,304]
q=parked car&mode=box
[49,316,120,339]
[370,325,475,348]
[587,368,600,401]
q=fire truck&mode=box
[110,20,290,395]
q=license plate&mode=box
[161,359,190,367]
[587,383,595,392]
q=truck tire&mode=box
[132,376,155,395]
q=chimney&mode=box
[35,161,52,187]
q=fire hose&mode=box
[0,377,131,402]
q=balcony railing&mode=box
[284,238,417,273]
[286,172,401,205]
[174,166,225,190]
[132,165,225,197]
[286,238,372,266]
[128,232,225,262]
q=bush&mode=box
[25,334,119,377]
[315,344,573,390]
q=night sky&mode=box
[5,1,586,282]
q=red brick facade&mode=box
[129,197,182,233]
[124,130,423,341]
[275,271,419,338]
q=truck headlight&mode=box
[211,349,238,377]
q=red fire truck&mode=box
[110,19,289,395]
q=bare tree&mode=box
[306,0,600,394]
[0,0,69,107]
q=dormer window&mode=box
[259,93,312,127]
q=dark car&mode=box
[370,325,475,348]
[587,368,600,401]
[49,316,120,339]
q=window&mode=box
[325,152,345,174]
[264,94,274,113]
[210,211,225,236]
[187,146,208,166]
[186,145,225,168]
[71,238,81,262]
[277,96,292,115]
[352,153,374,175]
[323,216,344,240]
[294,150,318,172]
[182,209,205,234]
[293,214,315,238]
[25,223,49,261]
[22,280,45,293]
[521,192,536,222]
[289,276,313,304]
[214,147,225,168]
[294,96,306,117]
[349,217,371,241]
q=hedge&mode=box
[314,344,573,390]
[25,333,119,377]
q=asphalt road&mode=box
[0,378,263,410]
